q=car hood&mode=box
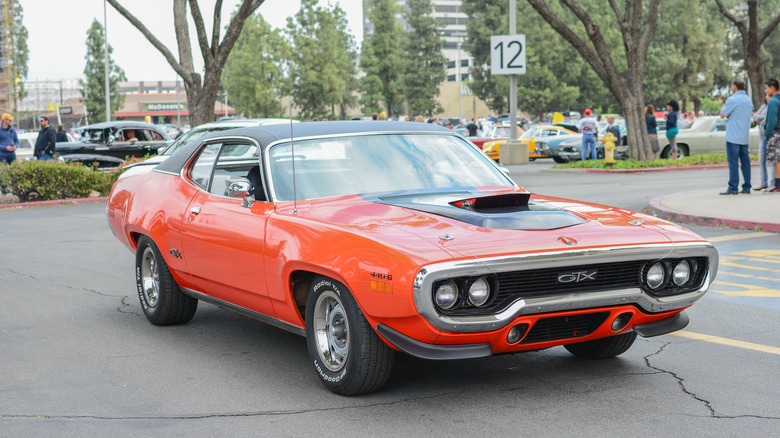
[279,188,689,261]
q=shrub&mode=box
[0,160,119,202]
[552,153,758,170]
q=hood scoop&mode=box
[368,190,585,231]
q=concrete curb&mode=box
[647,192,780,233]
[0,196,108,210]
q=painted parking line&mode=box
[707,232,778,243]
[672,330,780,356]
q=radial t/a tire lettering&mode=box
[135,236,197,326]
[563,332,637,359]
[305,276,394,395]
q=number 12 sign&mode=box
[491,35,526,75]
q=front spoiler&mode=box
[377,310,690,361]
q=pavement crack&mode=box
[644,342,716,417]
[65,285,139,316]
[0,391,469,421]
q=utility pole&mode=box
[103,0,110,122]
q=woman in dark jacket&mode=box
[645,105,659,159]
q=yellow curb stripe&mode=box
[672,330,780,356]
[706,232,777,243]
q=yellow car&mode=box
[482,124,577,161]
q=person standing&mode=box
[34,116,57,160]
[466,118,479,137]
[0,113,19,164]
[577,108,598,160]
[605,115,621,146]
[55,123,68,142]
[763,78,780,192]
[645,105,660,159]
[753,93,775,191]
[719,79,753,195]
[665,100,680,160]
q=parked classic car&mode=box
[656,116,760,158]
[554,122,629,162]
[107,121,718,395]
[55,121,172,166]
[483,124,577,161]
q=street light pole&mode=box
[103,0,110,122]
[509,0,517,141]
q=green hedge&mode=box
[0,160,121,202]
[552,153,758,170]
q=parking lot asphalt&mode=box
[2,168,779,233]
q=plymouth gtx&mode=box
[107,121,718,395]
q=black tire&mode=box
[677,144,689,159]
[305,276,394,395]
[660,145,670,159]
[563,332,637,359]
[135,236,197,326]
[552,155,567,164]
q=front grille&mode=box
[437,257,708,316]
[521,312,609,344]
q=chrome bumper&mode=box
[413,242,718,333]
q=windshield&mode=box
[520,127,537,139]
[268,134,513,201]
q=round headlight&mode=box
[468,277,491,307]
[672,260,691,286]
[646,262,665,289]
[434,280,459,310]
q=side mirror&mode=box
[227,181,252,199]
[107,134,114,145]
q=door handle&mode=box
[190,206,201,215]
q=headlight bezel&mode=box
[432,275,497,313]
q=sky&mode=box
[22,0,364,82]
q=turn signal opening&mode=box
[506,323,529,344]
[611,312,633,332]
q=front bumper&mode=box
[413,242,718,333]
[378,309,690,360]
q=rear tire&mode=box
[135,236,197,325]
[305,276,394,395]
[564,332,637,359]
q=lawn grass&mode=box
[552,153,758,170]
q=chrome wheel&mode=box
[140,246,160,308]
[313,291,349,372]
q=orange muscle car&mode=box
[107,121,718,395]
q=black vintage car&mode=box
[55,121,172,166]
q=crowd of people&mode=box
[0,115,65,164]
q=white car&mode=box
[121,118,297,175]
[657,116,760,158]
[15,131,75,161]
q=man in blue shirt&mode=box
[0,113,19,164]
[719,79,754,194]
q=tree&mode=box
[463,0,609,117]
[361,0,404,117]
[79,19,126,123]
[714,0,780,109]
[643,0,727,114]
[107,0,264,127]
[287,0,358,120]
[5,0,29,110]
[526,0,660,160]
[401,0,446,117]
[223,13,290,118]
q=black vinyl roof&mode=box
[156,121,454,174]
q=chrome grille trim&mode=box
[413,242,718,333]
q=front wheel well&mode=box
[290,270,318,324]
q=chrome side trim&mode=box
[181,288,306,337]
[413,242,718,333]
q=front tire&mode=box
[563,332,637,359]
[135,236,197,325]
[305,276,394,395]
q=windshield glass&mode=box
[268,134,513,201]
[520,127,537,139]
[80,128,107,143]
